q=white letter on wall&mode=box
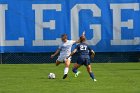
[32,4,61,46]
[110,3,140,45]
[0,4,24,46]
[71,4,101,45]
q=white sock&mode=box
[64,67,69,75]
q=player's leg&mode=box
[72,63,81,77]
[72,63,81,73]
[84,59,96,81]
[63,58,71,79]
[86,65,94,79]
[56,56,63,66]
[72,57,83,77]
[86,65,96,81]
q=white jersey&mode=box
[58,40,76,56]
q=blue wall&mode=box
[0,0,140,52]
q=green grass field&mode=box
[0,63,140,93]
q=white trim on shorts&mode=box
[57,55,71,63]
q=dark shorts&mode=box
[77,57,90,66]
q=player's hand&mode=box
[82,31,85,36]
[51,55,55,59]
[91,54,94,59]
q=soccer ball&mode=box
[48,73,55,79]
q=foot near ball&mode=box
[63,74,68,79]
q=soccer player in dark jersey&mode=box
[66,35,97,81]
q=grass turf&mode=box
[0,63,140,93]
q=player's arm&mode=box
[66,49,77,59]
[90,50,95,59]
[88,46,95,59]
[51,48,60,59]
[91,50,95,55]
[75,31,85,43]
[71,31,85,44]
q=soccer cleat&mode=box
[63,74,68,79]
[75,71,81,77]
[93,79,97,82]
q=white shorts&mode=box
[57,55,71,63]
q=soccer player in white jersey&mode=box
[51,33,85,79]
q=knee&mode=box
[65,61,70,67]
[65,64,70,68]
[87,67,92,73]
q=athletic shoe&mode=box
[75,71,81,77]
[63,74,68,79]
[93,79,97,82]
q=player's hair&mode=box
[80,35,86,43]
[61,34,67,39]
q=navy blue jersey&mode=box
[76,43,92,59]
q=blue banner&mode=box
[0,0,140,52]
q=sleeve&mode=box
[70,40,76,45]
[75,44,79,50]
